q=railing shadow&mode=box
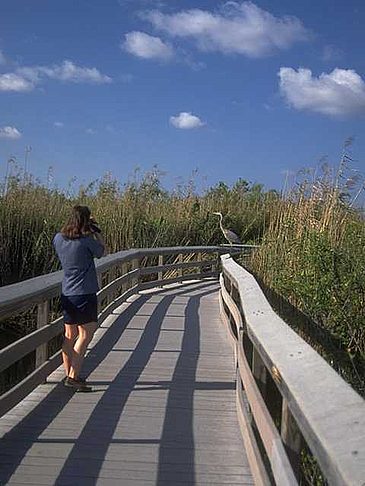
[0,295,150,483]
[0,280,221,483]
[53,282,218,484]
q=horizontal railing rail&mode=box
[219,254,365,486]
[0,245,253,419]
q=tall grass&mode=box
[1,157,363,370]
[0,167,274,285]
[250,149,365,362]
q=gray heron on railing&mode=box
[212,212,241,245]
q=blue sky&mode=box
[0,0,364,193]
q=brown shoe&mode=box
[64,376,92,392]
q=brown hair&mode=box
[61,205,93,239]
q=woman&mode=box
[53,205,105,392]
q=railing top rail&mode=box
[220,254,365,486]
[0,245,240,319]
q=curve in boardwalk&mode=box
[0,280,253,485]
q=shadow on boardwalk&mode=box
[0,280,240,485]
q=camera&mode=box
[89,217,101,234]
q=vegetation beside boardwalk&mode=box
[250,155,365,364]
[0,166,275,285]
[1,150,364,383]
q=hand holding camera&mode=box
[89,216,101,234]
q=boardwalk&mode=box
[0,280,253,485]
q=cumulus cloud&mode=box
[170,112,205,129]
[279,67,365,116]
[144,2,309,57]
[0,73,35,91]
[0,126,22,139]
[0,60,111,92]
[123,31,174,60]
[39,60,112,83]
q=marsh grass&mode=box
[250,150,365,372]
[0,168,274,285]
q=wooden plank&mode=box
[281,398,302,479]
[0,279,254,485]
[97,269,139,300]
[138,272,219,292]
[140,259,219,276]
[158,254,164,283]
[0,317,63,374]
[236,371,271,486]
[35,301,49,369]
[237,343,297,485]
[0,352,62,418]
[221,254,365,486]
[218,290,237,349]
[0,246,239,319]
[131,258,139,287]
[219,274,242,338]
[252,347,267,399]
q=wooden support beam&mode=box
[158,255,163,285]
[131,258,139,288]
[252,347,267,400]
[35,300,49,369]
[281,398,303,480]
[178,253,183,280]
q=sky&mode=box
[0,0,365,193]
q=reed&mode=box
[250,151,365,361]
[0,168,272,286]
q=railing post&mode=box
[131,258,140,288]
[107,267,117,304]
[178,253,183,280]
[252,347,267,399]
[121,262,128,293]
[158,254,163,286]
[281,398,302,480]
[36,300,49,368]
[197,252,202,279]
[97,271,103,291]
[212,251,218,274]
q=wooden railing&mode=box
[0,246,239,418]
[219,254,365,486]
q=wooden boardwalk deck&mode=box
[0,280,253,485]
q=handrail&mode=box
[0,246,226,320]
[0,245,253,418]
[219,253,365,486]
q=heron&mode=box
[212,212,241,245]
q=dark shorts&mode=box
[61,293,98,325]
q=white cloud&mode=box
[39,60,112,84]
[123,31,174,60]
[54,121,64,128]
[0,60,111,92]
[279,67,365,116]
[0,73,34,91]
[170,112,205,129]
[86,128,97,134]
[144,2,309,57]
[0,126,22,139]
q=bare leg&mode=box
[62,324,79,377]
[68,322,98,380]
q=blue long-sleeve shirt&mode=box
[53,233,104,296]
